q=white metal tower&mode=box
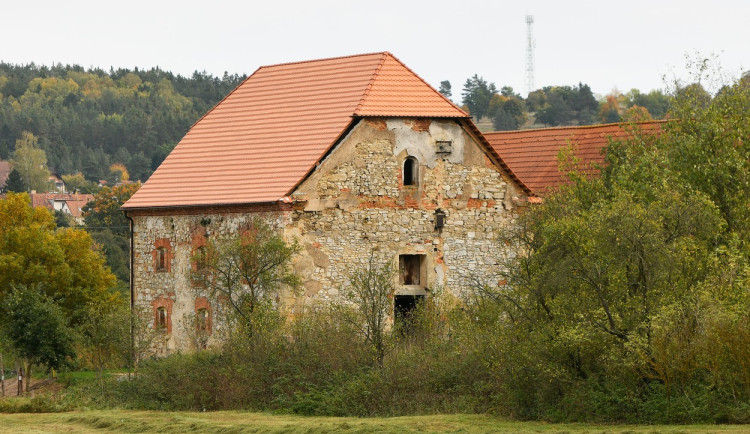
[525,15,535,95]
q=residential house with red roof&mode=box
[122,52,529,353]
[0,192,94,223]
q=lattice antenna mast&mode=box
[525,15,535,95]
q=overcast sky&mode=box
[2,0,747,99]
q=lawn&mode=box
[0,410,748,433]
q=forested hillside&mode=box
[0,63,245,182]
[0,61,674,184]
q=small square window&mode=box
[399,254,423,285]
[436,140,452,154]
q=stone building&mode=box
[122,52,531,352]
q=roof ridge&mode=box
[484,119,669,135]
[184,52,391,134]
[384,53,468,117]
[353,53,388,115]
[257,51,389,70]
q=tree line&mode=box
[0,63,245,183]
[440,75,672,130]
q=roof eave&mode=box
[121,200,288,214]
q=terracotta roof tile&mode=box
[123,52,468,209]
[27,193,94,217]
[484,121,666,195]
[0,161,10,188]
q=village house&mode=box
[0,191,94,224]
[122,52,532,352]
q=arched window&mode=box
[156,307,167,329]
[153,238,172,273]
[196,308,210,333]
[403,156,418,186]
[195,245,207,270]
[155,247,167,271]
[152,297,173,333]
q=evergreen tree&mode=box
[462,75,497,120]
[4,168,25,192]
[438,80,452,99]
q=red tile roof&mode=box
[0,161,10,188]
[27,193,94,217]
[123,52,469,209]
[484,121,666,195]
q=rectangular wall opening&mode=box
[399,254,423,285]
[394,294,424,334]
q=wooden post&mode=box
[0,352,4,397]
[17,362,23,396]
[24,362,31,394]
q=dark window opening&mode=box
[403,157,418,186]
[196,308,209,332]
[156,247,167,271]
[436,140,453,154]
[195,246,207,270]
[156,307,167,329]
[395,294,424,334]
[399,254,422,285]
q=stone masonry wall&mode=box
[131,118,523,353]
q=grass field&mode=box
[1,410,748,433]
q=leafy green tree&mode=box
[2,284,76,373]
[83,183,139,235]
[11,131,50,192]
[191,218,300,337]
[525,89,546,111]
[535,84,598,126]
[62,172,98,194]
[666,74,750,240]
[500,86,520,98]
[78,298,130,383]
[462,74,497,120]
[127,152,151,181]
[83,183,140,283]
[492,98,527,131]
[337,252,395,366]
[624,88,671,119]
[438,80,452,99]
[480,67,750,418]
[3,168,25,192]
[0,193,117,325]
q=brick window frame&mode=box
[190,231,208,272]
[194,296,213,335]
[151,296,174,334]
[153,238,173,273]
